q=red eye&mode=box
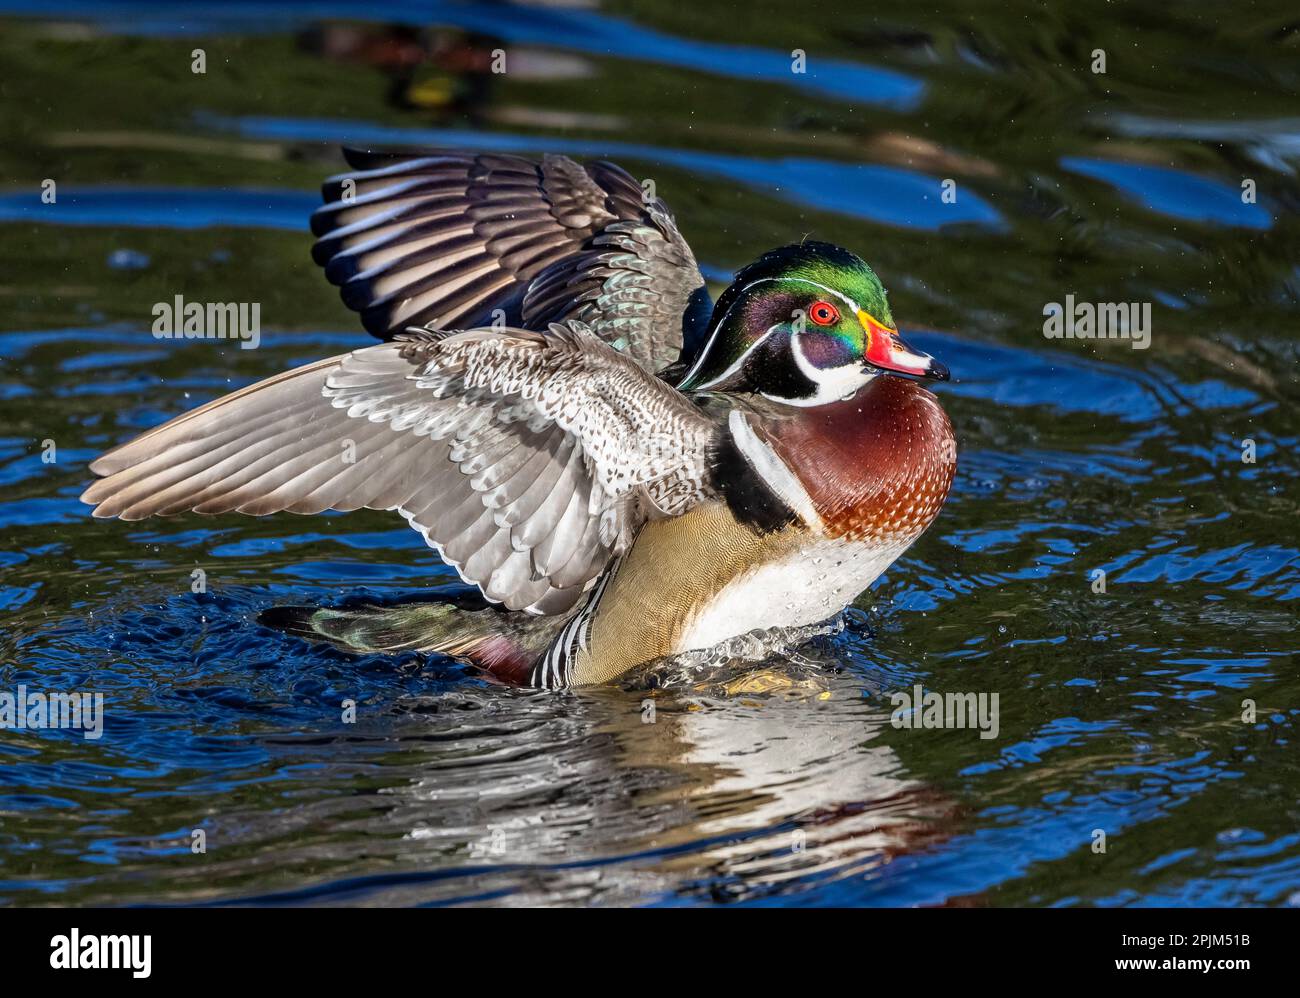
[809,300,839,326]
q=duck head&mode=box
[677,241,948,405]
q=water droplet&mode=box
[107,248,150,270]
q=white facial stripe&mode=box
[785,278,861,318]
[692,325,777,391]
[727,409,823,530]
[680,276,863,386]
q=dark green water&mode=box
[0,1,1297,906]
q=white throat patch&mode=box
[769,334,876,407]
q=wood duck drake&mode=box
[82,149,956,689]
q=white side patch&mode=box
[727,409,823,530]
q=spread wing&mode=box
[310,148,711,373]
[81,323,719,614]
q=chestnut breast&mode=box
[766,375,956,542]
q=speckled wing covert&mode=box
[311,149,712,373]
[81,323,719,615]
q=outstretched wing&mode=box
[81,323,719,614]
[310,148,711,372]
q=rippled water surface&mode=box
[1,1,1298,907]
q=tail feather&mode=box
[258,598,569,686]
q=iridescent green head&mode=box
[677,241,946,404]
